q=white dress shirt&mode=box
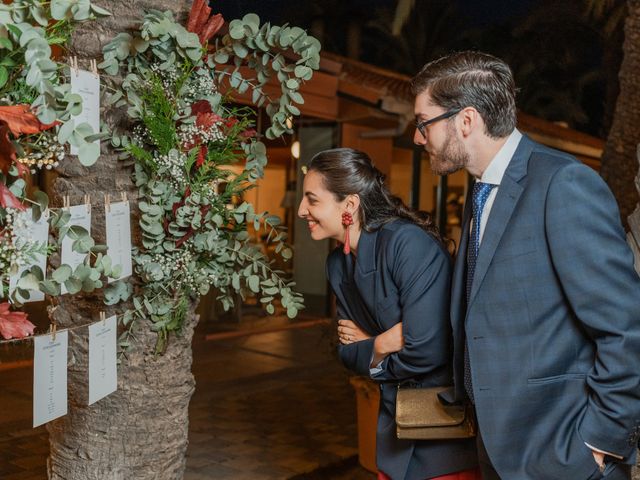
[475,129,522,244]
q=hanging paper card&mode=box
[9,209,50,303]
[105,201,132,282]
[88,315,117,405]
[70,69,100,155]
[33,330,68,427]
[60,203,91,294]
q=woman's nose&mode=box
[297,200,307,218]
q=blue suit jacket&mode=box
[452,135,640,479]
[327,220,477,480]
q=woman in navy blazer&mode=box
[298,148,478,480]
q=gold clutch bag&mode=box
[395,386,476,440]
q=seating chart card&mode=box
[60,203,91,294]
[9,209,49,303]
[88,315,117,405]
[33,330,68,427]
[105,201,132,282]
[70,68,100,155]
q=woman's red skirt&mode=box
[377,467,482,480]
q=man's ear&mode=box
[459,107,481,138]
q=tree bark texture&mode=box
[600,0,640,229]
[45,1,199,479]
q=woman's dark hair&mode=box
[307,148,443,242]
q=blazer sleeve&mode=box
[545,162,640,458]
[370,226,452,383]
[325,253,377,376]
[335,300,377,377]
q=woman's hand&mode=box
[378,322,404,353]
[338,319,371,345]
[371,322,404,367]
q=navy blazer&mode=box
[453,135,640,479]
[327,220,477,480]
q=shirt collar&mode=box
[479,129,523,186]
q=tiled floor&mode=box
[0,316,376,479]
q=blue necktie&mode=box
[464,182,495,403]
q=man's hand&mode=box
[591,450,605,471]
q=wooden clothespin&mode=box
[70,56,79,77]
[90,59,98,77]
[104,193,111,213]
[84,194,91,214]
[49,322,57,342]
[63,195,70,209]
[100,311,106,326]
[120,191,127,204]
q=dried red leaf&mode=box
[196,145,207,167]
[191,100,212,115]
[196,112,222,130]
[0,122,16,175]
[200,15,224,44]
[0,105,57,136]
[0,182,27,211]
[186,0,225,45]
[187,0,206,33]
[0,302,36,340]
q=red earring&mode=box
[342,212,354,255]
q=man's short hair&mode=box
[411,51,517,138]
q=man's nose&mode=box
[413,129,426,146]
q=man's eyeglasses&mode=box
[415,108,462,139]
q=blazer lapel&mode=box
[467,136,534,308]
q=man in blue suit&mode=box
[411,51,640,479]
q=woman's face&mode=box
[298,170,349,242]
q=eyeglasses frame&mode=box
[415,108,463,139]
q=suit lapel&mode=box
[467,136,534,308]
[451,188,472,330]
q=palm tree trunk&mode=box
[45,1,198,478]
[600,0,640,229]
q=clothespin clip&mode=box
[84,194,91,214]
[120,191,127,204]
[100,311,106,326]
[104,193,111,213]
[49,322,57,342]
[212,179,219,196]
[70,56,79,77]
[90,59,98,77]
[63,195,70,209]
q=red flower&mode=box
[225,117,238,128]
[240,129,256,139]
[0,183,26,211]
[0,302,36,340]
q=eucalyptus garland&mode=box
[0,1,127,338]
[100,9,319,352]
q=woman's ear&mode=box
[345,193,360,216]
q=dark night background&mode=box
[210,0,626,139]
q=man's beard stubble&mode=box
[428,125,469,176]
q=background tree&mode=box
[599,0,640,228]
[46,3,198,478]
